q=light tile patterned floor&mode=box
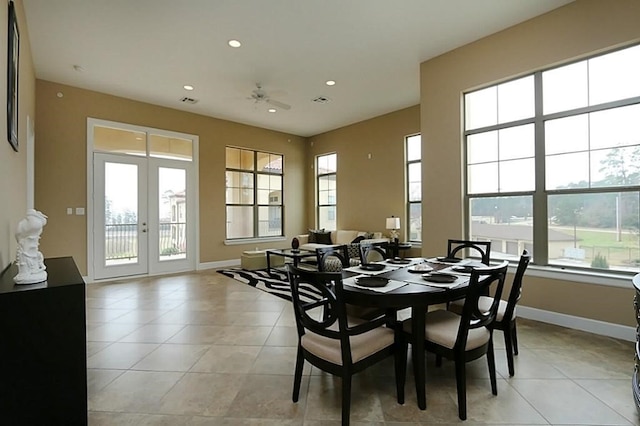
[87,269,639,425]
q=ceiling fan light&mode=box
[183,85,194,91]
[268,108,277,113]
[228,39,242,48]
[325,80,336,86]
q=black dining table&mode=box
[341,259,471,410]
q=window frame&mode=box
[406,134,422,243]
[316,153,337,230]
[225,146,284,240]
[463,43,640,275]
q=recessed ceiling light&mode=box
[183,85,194,91]
[268,108,277,113]
[228,39,242,48]
[325,80,336,86]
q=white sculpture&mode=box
[14,209,48,285]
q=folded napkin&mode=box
[343,264,399,275]
[343,275,407,293]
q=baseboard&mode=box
[198,259,240,270]
[518,305,635,342]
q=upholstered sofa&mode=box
[294,229,388,267]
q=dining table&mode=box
[340,257,479,410]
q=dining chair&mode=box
[316,245,350,272]
[401,261,508,420]
[287,265,406,426]
[316,245,390,321]
[359,242,390,264]
[447,239,491,265]
[448,250,530,376]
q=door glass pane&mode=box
[104,162,138,265]
[94,126,146,156]
[159,167,186,261]
[150,134,192,161]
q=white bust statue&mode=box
[14,209,48,285]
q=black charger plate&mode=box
[355,276,389,288]
[360,263,385,271]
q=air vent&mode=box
[312,96,331,104]
[180,97,199,104]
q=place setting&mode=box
[343,275,407,293]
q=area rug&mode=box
[217,268,321,303]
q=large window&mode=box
[465,44,640,273]
[406,134,422,242]
[225,147,283,239]
[317,153,337,230]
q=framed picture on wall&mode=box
[7,0,19,152]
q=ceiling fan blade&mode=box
[266,98,291,110]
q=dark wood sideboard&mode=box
[0,256,87,425]
[633,274,640,412]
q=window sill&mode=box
[524,264,633,289]
[224,237,287,246]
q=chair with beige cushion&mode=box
[287,265,406,426]
[401,261,508,420]
[448,250,531,376]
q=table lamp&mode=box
[386,216,400,243]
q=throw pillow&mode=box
[315,231,333,245]
[347,243,361,259]
[351,235,365,244]
[307,228,325,243]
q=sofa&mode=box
[295,229,388,267]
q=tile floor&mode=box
[87,269,639,425]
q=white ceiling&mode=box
[22,0,572,137]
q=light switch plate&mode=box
[66,208,73,215]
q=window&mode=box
[317,153,337,230]
[464,44,640,273]
[225,147,283,239]
[406,134,422,242]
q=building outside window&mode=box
[225,147,283,239]
[465,43,640,273]
[317,153,337,230]
[406,134,422,242]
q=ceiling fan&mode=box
[248,83,291,110]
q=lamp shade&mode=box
[386,217,400,230]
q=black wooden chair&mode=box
[287,266,406,426]
[316,245,350,272]
[359,242,390,265]
[448,250,531,376]
[401,261,508,420]
[447,239,491,265]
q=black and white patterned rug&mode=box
[217,268,321,303]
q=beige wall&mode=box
[307,105,420,237]
[35,80,307,275]
[0,0,36,271]
[420,0,640,326]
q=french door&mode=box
[90,119,197,280]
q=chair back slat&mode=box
[455,261,508,348]
[359,242,389,264]
[447,239,491,265]
[503,249,531,322]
